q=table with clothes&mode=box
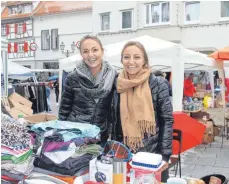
[1,114,102,184]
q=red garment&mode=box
[225,78,229,102]
[183,79,195,97]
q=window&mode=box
[9,6,17,15]
[121,10,133,29]
[41,30,50,50]
[221,1,229,18]
[1,25,6,36]
[145,2,170,25]
[23,5,31,13]
[18,43,24,53]
[18,23,23,34]
[100,13,110,31]
[184,1,200,23]
[51,29,59,50]
[43,62,59,69]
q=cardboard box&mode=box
[9,93,32,108]
[9,108,28,119]
[202,121,214,144]
[8,98,33,116]
[24,113,57,124]
[2,95,32,119]
[195,92,206,98]
[213,125,221,137]
[214,100,223,108]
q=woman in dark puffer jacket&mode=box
[59,35,116,145]
[111,41,173,182]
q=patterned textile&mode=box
[1,121,31,147]
[1,144,30,156]
[76,60,116,99]
[1,113,15,123]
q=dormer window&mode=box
[8,4,32,15]
[9,6,17,15]
[23,4,32,13]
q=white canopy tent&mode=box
[1,60,35,80]
[59,35,222,111]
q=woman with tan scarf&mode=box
[111,41,173,182]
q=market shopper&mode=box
[184,73,196,102]
[45,83,52,112]
[53,79,59,106]
[58,35,116,146]
[111,41,174,182]
[154,70,172,96]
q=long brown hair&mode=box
[78,35,104,53]
[121,41,149,68]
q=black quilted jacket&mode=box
[58,71,113,143]
[111,73,174,162]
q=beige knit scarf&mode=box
[117,68,156,151]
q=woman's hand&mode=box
[158,161,169,172]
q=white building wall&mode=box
[92,1,229,52]
[33,10,93,69]
[92,1,137,34]
[93,1,181,45]
[178,1,229,50]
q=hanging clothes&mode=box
[62,70,70,93]
[13,84,48,114]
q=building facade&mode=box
[92,1,229,53]
[32,1,92,71]
[1,1,93,73]
[1,1,39,68]
[2,1,229,71]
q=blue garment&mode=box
[30,120,100,142]
[46,87,51,98]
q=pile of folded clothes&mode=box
[23,120,102,184]
[1,113,34,184]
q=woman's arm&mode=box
[157,78,174,162]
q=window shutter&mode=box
[14,43,18,53]
[6,24,10,35]
[14,24,18,34]
[23,22,27,33]
[8,43,11,53]
[24,42,28,52]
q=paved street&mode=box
[49,89,59,115]
[49,90,229,178]
[170,136,229,178]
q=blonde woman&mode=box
[111,41,173,182]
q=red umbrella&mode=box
[172,112,206,154]
[209,46,229,61]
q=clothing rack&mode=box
[12,83,49,114]
[12,82,46,86]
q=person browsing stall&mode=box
[58,35,116,145]
[184,73,196,101]
[111,41,174,182]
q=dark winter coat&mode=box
[111,73,174,161]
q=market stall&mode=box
[58,36,225,154]
[59,35,223,112]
